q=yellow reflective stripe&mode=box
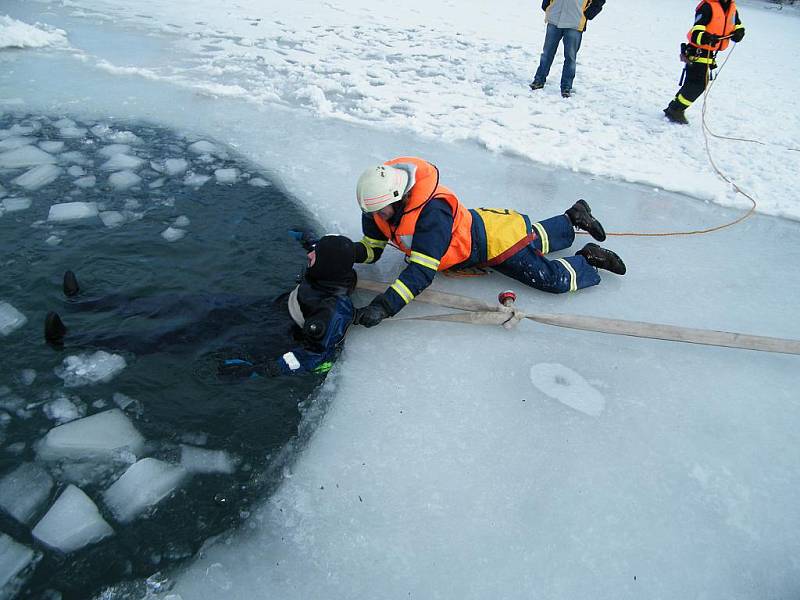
[734,24,744,31]
[556,258,578,292]
[409,251,440,271]
[363,236,387,249]
[690,25,707,33]
[688,56,714,65]
[358,240,374,263]
[677,94,693,107]
[532,221,549,254]
[390,279,415,304]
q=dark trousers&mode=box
[494,215,601,294]
[670,58,713,112]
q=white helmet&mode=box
[356,164,409,213]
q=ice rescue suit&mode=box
[355,157,600,316]
[667,0,744,115]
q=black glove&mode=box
[288,230,318,252]
[702,32,720,46]
[731,28,745,43]
[354,300,390,328]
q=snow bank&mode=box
[0,15,67,50]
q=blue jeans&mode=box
[533,23,583,91]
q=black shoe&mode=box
[663,104,688,125]
[577,243,626,275]
[45,311,67,343]
[561,89,571,98]
[565,199,606,242]
[63,270,79,297]
[529,81,544,91]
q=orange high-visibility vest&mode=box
[371,157,473,270]
[689,0,737,52]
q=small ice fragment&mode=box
[2,197,32,212]
[149,178,165,189]
[67,165,84,177]
[0,146,57,168]
[180,445,237,474]
[39,141,65,153]
[43,395,85,424]
[19,369,37,386]
[173,215,190,227]
[214,168,238,184]
[100,154,143,171]
[12,164,62,190]
[55,350,126,387]
[248,177,270,188]
[0,137,35,152]
[161,227,186,242]
[97,144,130,158]
[32,484,114,553]
[188,140,217,155]
[0,462,54,524]
[73,175,96,188]
[183,173,210,187]
[58,127,87,139]
[108,171,141,190]
[0,302,27,336]
[164,158,188,175]
[99,211,125,228]
[47,201,98,222]
[103,458,188,523]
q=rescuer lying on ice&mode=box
[664,0,745,125]
[351,156,626,328]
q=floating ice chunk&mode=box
[148,178,164,189]
[58,127,87,139]
[66,165,84,177]
[53,118,75,129]
[98,144,130,158]
[90,124,112,138]
[0,122,40,137]
[529,363,606,416]
[43,395,85,424]
[103,458,188,523]
[188,140,217,155]
[180,445,237,475]
[37,409,144,461]
[45,235,62,246]
[0,302,27,336]
[0,136,34,152]
[107,131,141,145]
[39,140,64,153]
[2,197,31,212]
[0,145,57,168]
[48,201,98,222]
[0,463,54,524]
[161,227,186,242]
[0,534,38,597]
[112,392,142,416]
[12,164,62,190]
[248,177,270,188]
[108,171,141,190]
[164,158,188,175]
[183,173,210,187]
[214,168,238,184]
[59,151,91,166]
[179,431,207,446]
[32,484,114,553]
[19,369,36,386]
[99,211,125,228]
[173,215,190,228]
[100,154,143,171]
[55,350,126,387]
[73,175,96,189]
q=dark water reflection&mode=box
[0,114,321,599]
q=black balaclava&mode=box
[306,235,356,284]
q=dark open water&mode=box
[0,113,323,599]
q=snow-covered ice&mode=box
[0,462,54,525]
[36,409,145,462]
[0,302,27,337]
[102,458,188,523]
[47,201,98,222]
[32,485,114,553]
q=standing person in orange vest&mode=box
[352,157,626,328]
[664,0,745,125]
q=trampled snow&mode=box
[1,0,799,598]
[102,458,188,524]
[31,485,114,553]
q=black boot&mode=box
[565,199,606,242]
[663,103,688,125]
[63,270,79,297]
[577,243,626,275]
[45,311,67,343]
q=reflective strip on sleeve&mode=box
[282,352,301,371]
[532,221,549,254]
[409,251,440,271]
[390,279,415,304]
[556,258,578,292]
[677,93,693,107]
[360,236,387,264]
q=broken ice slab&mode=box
[55,350,126,387]
[0,534,39,598]
[12,164,62,190]
[32,484,114,553]
[0,462,54,525]
[37,409,145,462]
[0,301,27,337]
[0,145,56,168]
[1,197,32,212]
[103,458,188,523]
[47,201,98,222]
[180,445,237,475]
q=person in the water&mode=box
[44,234,358,378]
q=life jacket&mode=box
[371,157,473,271]
[689,0,737,52]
